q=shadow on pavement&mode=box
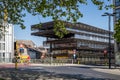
[0,68,40,80]
[0,67,114,80]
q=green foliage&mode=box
[0,0,39,29]
[91,0,114,10]
[53,20,68,38]
[91,0,104,10]
[114,20,120,42]
[34,0,86,37]
[0,0,113,38]
[37,0,85,22]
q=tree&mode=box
[0,0,113,37]
[114,20,120,42]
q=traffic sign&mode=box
[104,50,107,54]
[73,49,76,54]
[20,44,23,48]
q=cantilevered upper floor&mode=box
[31,21,114,44]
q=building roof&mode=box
[16,40,36,47]
[31,21,113,38]
[28,46,47,54]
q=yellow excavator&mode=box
[14,41,30,64]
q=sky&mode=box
[14,1,113,46]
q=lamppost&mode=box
[102,12,115,69]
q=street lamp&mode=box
[102,12,115,69]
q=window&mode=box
[115,8,120,21]
[19,48,24,54]
[115,0,120,7]
[0,43,5,50]
[0,35,5,41]
[3,53,5,57]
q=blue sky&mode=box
[14,1,113,46]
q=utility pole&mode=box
[102,12,115,69]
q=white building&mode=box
[0,21,14,63]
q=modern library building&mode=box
[31,21,114,64]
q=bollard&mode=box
[15,62,18,69]
[15,57,18,69]
[105,62,108,66]
[78,61,80,64]
[72,59,73,64]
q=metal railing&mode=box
[29,58,115,66]
[0,58,115,66]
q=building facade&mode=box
[113,0,120,65]
[16,40,36,48]
[15,40,47,59]
[0,21,14,63]
[31,21,114,64]
[114,0,120,52]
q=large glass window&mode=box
[2,43,5,50]
[115,8,120,21]
[115,0,120,7]
[0,43,5,50]
[0,35,5,41]
[75,34,114,43]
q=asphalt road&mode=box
[0,64,120,80]
[21,65,120,80]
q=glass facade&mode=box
[0,34,5,41]
[114,0,120,65]
[53,43,76,48]
[115,8,120,21]
[75,34,114,43]
[0,43,5,50]
[43,26,114,55]
[66,28,109,37]
[0,22,14,63]
[114,0,120,48]
[77,41,107,49]
[67,28,114,43]
[115,0,120,21]
[115,0,120,7]
[32,21,114,59]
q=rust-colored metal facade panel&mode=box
[31,21,114,59]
